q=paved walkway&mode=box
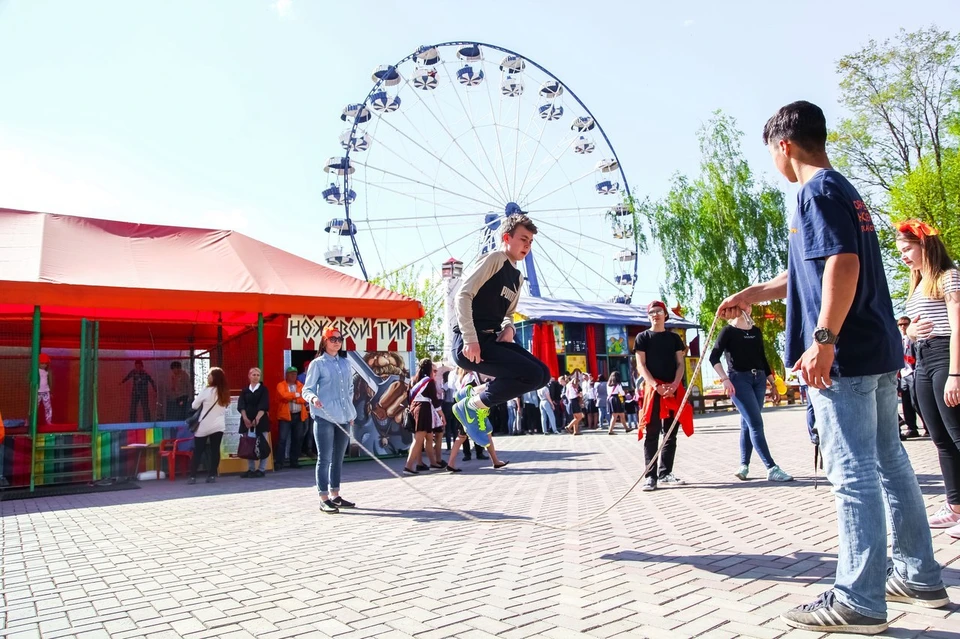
[2,405,959,639]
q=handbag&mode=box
[184,400,216,434]
[237,433,272,460]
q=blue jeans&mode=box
[729,370,776,468]
[314,418,350,497]
[809,372,942,618]
[539,400,558,433]
[507,403,519,434]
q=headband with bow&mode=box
[897,219,940,239]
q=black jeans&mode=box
[278,415,306,466]
[190,432,223,478]
[915,337,960,505]
[901,380,920,432]
[643,394,679,480]
[452,331,550,407]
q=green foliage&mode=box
[829,26,960,292]
[637,111,788,372]
[371,266,444,361]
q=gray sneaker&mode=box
[641,476,657,492]
[659,473,685,485]
[885,568,949,608]
[767,466,794,482]
[781,590,887,634]
[735,465,749,481]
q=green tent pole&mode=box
[257,313,264,372]
[29,306,40,493]
[78,319,88,431]
[92,321,100,480]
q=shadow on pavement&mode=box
[602,549,960,588]
[340,506,531,524]
[0,449,605,517]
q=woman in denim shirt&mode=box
[302,326,357,514]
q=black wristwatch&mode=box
[813,327,838,345]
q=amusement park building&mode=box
[513,296,701,387]
[0,208,422,493]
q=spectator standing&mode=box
[276,366,308,469]
[187,367,229,485]
[606,371,628,434]
[238,367,270,478]
[164,361,193,421]
[897,316,925,439]
[538,384,558,434]
[895,221,960,535]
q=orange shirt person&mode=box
[275,367,308,469]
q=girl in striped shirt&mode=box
[895,220,960,535]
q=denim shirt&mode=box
[301,353,357,425]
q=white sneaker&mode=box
[659,473,685,485]
[767,466,794,482]
[735,465,749,481]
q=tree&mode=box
[830,27,960,268]
[636,111,788,371]
[371,266,444,362]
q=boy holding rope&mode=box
[719,101,946,634]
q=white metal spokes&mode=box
[331,42,638,302]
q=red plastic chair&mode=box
[158,438,193,481]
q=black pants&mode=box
[442,402,456,446]
[278,415,306,466]
[130,392,151,422]
[643,394,678,479]
[915,337,960,505]
[901,380,921,432]
[190,432,223,478]
[453,331,550,407]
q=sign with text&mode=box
[287,315,412,352]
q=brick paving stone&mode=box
[4,407,960,639]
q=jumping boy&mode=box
[719,101,947,634]
[451,214,551,447]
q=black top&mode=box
[548,379,562,403]
[453,251,521,343]
[238,384,270,434]
[708,325,772,376]
[633,330,684,383]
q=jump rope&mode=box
[315,313,732,531]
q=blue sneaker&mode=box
[453,398,490,448]
[454,385,473,403]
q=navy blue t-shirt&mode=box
[785,169,900,377]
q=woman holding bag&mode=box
[302,327,357,514]
[238,367,271,478]
[187,367,230,485]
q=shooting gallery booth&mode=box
[0,208,422,493]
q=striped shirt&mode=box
[904,268,960,338]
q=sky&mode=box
[1,0,957,302]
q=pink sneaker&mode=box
[947,522,960,539]
[929,503,960,528]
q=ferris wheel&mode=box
[322,41,640,303]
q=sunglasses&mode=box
[328,336,344,343]
[897,323,909,328]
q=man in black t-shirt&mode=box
[633,300,687,492]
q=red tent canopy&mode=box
[0,208,423,319]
